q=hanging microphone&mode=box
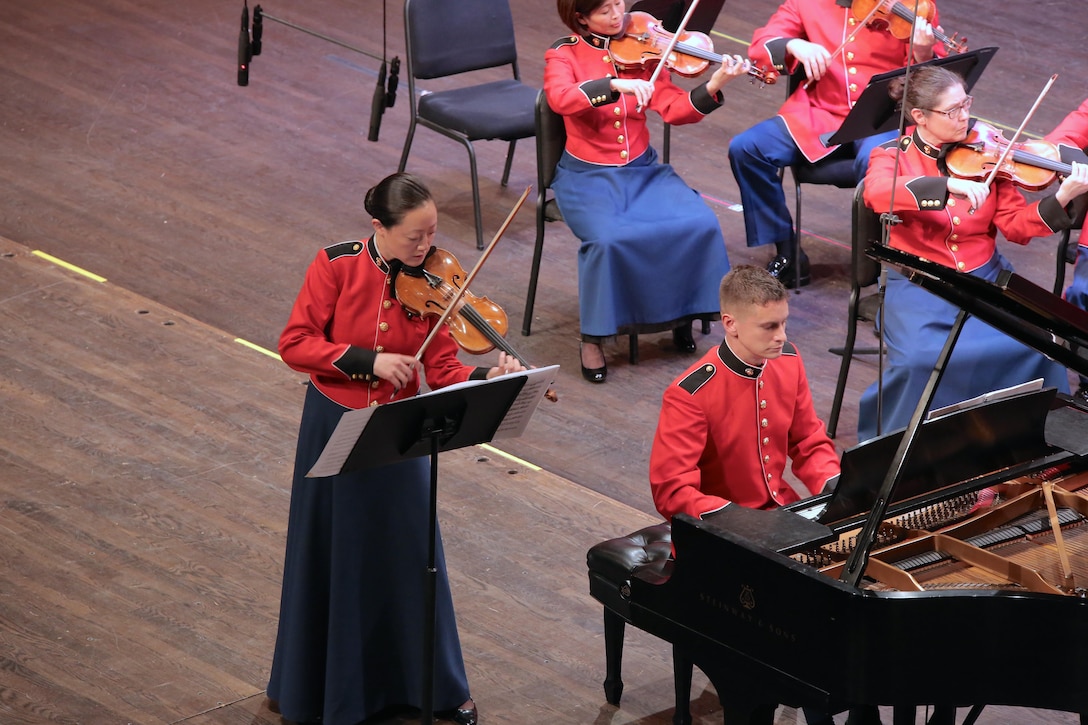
[385,56,400,109]
[251,4,263,56]
[237,1,251,86]
[368,61,388,142]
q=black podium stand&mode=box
[309,373,538,725]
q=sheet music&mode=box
[307,405,378,478]
[492,365,559,439]
[926,378,1043,421]
[306,365,559,477]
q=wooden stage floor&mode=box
[1,0,1086,723]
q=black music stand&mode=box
[628,0,726,34]
[308,373,541,725]
[822,47,997,147]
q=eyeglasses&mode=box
[923,95,973,120]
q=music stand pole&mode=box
[310,374,538,725]
[421,421,446,725]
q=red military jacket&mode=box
[544,28,722,165]
[650,339,840,522]
[279,238,484,410]
[750,0,943,162]
[1046,97,1088,150]
[863,128,1073,272]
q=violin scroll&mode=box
[849,0,967,54]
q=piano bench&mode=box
[587,522,692,725]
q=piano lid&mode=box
[819,386,1060,524]
[870,244,1088,378]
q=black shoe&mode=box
[436,702,478,725]
[672,325,696,353]
[580,342,607,383]
[767,253,811,288]
[1075,385,1088,405]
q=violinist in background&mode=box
[728,0,941,287]
[1046,96,1088,402]
[545,0,748,383]
[267,172,523,725]
[857,66,1088,443]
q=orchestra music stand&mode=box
[309,374,529,725]
[628,0,726,34]
[822,46,998,147]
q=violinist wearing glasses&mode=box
[729,0,951,287]
[857,66,1088,442]
[545,0,749,383]
[1046,96,1088,403]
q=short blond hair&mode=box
[719,265,787,315]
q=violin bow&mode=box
[636,0,702,112]
[981,73,1058,189]
[412,185,532,362]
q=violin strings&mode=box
[888,1,959,48]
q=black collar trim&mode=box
[718,340,764,379]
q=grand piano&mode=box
[627,246,1088,723]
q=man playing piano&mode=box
[649,264,839,725]
[649,265,839,528]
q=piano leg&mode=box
[960,705,987,725]
[672,646,692,725]
[602,608,625,705]
[720,702,776,725]
[923,706,958,725]
[845,705,962,725]
[846,706,882,724]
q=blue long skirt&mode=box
[267,384,470,725]
[857,253,1070,442]
[551,148,730,338]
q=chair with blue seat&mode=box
[523,89,704,364]
[397,0,538,250]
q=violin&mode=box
[850,0,967,54]
[608,12,777,85]
[944,120,1070,192]
[396,247,558,401]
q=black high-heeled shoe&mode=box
[580,342,607,383]
[672,325,696,353]
[436,701,478,725]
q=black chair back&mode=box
[523,90,566,336]
[1053,198,1087,295]
[826,181,884,438]
[536,90,566,197]
[852,181,882,288]
[405,0,520,79]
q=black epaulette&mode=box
[324,240,365,261]
[895,135,912,152]
[678,363,716,395]
[780,341,798,357]
[550,35,579,50]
